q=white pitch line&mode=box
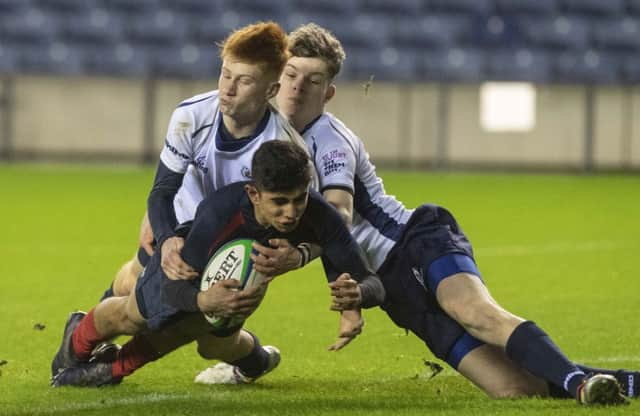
[15,392,204,415]
[476,240,623,257]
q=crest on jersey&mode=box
[195,156,209,174]
[241,166,252,178]
[321,149,346,177]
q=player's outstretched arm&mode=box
[161,236,198,280]
[328,309,364,351]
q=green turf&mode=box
[1,164,638,415]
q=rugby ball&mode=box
[200,238,264,329]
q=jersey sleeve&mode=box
[312,130,357,194]
[308,195,374,282]
[159,106,196,174]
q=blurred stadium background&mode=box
[0,0,639,171]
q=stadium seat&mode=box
[291,0,358,16]
[84,42,149,77]
[149,44,221,79]
[102,0,159,14]
[390,14,472,49]
[19,42,85,75]
[630,0,640,15]
[0,7,58,45]
[560,0,625,17]
[593,18,640,51]
[0,0,30,12]
[330,14,390,50]
[473,14,521,47]
[0,46,19,74]
[58,8,123,47]
[342,47,419,82]
[621,56,640,82]
[161,0,223,18]
[229,0,290,17]
[426,0,494,16]
[189,15,232,45]
[360,0,424,16]
[495,0,558,16]
[487,48,552,82]
[519,15,590,50]
[554,50,620,84]
[32,0,94,14]
[126,9,188,47]
[420,48,486,82]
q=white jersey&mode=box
[159,90,312,223]
[303,112,413,271]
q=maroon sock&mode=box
[112,335,161,378]
[71,309,104,361]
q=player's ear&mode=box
[324,84,336,103]
[245,184,260,204]
[266,82,280,100]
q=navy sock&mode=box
[230,332,268,378]
[100,283,115,301]
[576,365,639,398]
[506,321,585,398]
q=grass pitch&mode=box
[0,164,639,416]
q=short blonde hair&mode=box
[220,21,289,79]
[288,23,346,80]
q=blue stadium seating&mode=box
[487,49,552,82]
[0,7,58,45]
[149,44,221,79]
[20,42,85,75]
[561,0,625,16]
[593,18,640,51]
[390,14,472,49]
[58,9,123,47]
[291,0,358,16]
[622,56,640,82]
[361,0,424,16]
[0,46,19,74]
[554,50,620,83]
[519,15,590,50]
[427,0,494,15]
[84,43,149,77]
[126,9,188,47]
[421,48,486,82]
[1,0,639,83]
[495,0,558,16]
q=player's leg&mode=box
[413,205,625,404]
[434,268,626,404]
[195,329,280,384]
[112,255,144,296]
[101,247,150,300]
[455,341,549,398]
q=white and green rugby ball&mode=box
[200,238,264,329]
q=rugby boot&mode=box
[194,345,281,385]
[577,374,628,405]
[51,362,122,388]
[51,311,86,377]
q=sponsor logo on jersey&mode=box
[321,149,346,176]
[164,139,190,160]
[195,156,209,174]
[241,166,252,179]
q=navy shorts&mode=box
[135,253,241,336]
[377,204,484,368]
[137,245,152,268]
